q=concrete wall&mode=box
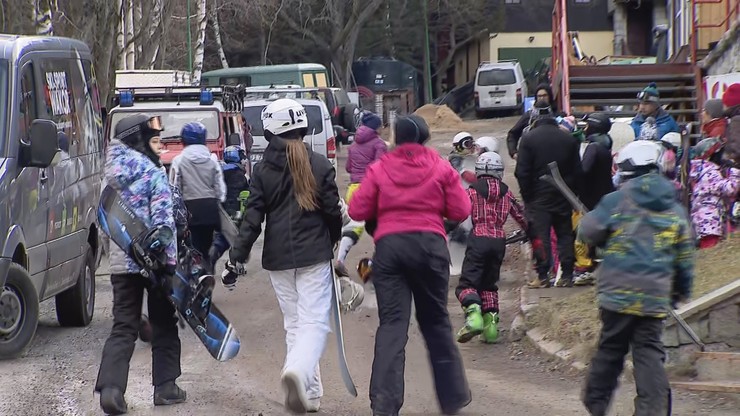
[702,16,740,76]
[489,31,615,62]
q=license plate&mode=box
[250,153,263,162]
[489,91,506,97]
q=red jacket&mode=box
[702,118,728,139]
[469,177,528,238]
[348,143,471,241]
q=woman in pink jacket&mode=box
[349,115,472,416]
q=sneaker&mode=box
[281,370,308,414]
[153,381,187,406]
[100,386,127,415]
[482,312,499,344]
[334,260,350,277]
[456,304,484,343]
[573,271,595,286]
[527,278,551,289]
[306,397,320,413]
[555,276,574,287]
[220,269,237,290]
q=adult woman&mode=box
[229,99,342,414]
[349,115,472,416]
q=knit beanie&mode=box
[638,82,660,103]
[704,99,724,119]
[722,83,740,108]
[361,112,382,131]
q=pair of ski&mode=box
[219,205,359,397]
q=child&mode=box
[689,137,740,249]
[211,145,250,288]
[169,122,226,272]
[455,151,527,344]
[701,98,727,139]
[336,111,387,276]
[578,140,694,416]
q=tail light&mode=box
[327,136,336,160]
[474,91,479,107]
[516,88,522,104]
[333,106,341,117]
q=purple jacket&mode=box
[346,126,387,183]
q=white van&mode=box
[474,60,527,117]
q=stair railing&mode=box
[691,0,740,109]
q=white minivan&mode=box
[474,60,528,117]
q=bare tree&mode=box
[192,0,208,83]
[33,0,57,35]
[209,0,229,68]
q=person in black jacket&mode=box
[580,113,615,210]
[229,99,342,414]
[515,100,583,288]
[507,83,559,158]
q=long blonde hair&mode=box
[285,138,319,211]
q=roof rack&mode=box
[113,85,247,112]
[478,59,519,67]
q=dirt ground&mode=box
[0,116,736,415]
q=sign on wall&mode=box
[704,73,740,100]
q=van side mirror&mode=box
[227,132,241,146]
[21,119,60,168]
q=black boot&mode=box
[154,381,187,406]
[100,386,128,415]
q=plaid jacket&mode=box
[468,177,527,238]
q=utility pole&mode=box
[422,0,433,103]
[187,0,193,74]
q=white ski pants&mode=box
[269,261,333,399]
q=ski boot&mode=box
[100,386,127,415]
[338,276,365,312]
[456,304,484,343]
[481,312,500,344]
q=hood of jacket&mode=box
[622,173,677,212]
[379,143,441,188]
[354,125,380,144]
[470,177,508,202]
[587,133,614,150]
[105,140,159,191]
[180,144,214,165]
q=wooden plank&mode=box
[569,64,693,78]
[671,381,740,394]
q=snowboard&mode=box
[218,205,240,247]
[98,186,241,362]
[329,262,359,397]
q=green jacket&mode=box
[577,173,695,318]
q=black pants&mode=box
[370,233,471,415]
[189,225,218,270]
[528,206,575,280]
[455,235,506,313]
[95,274,181,393]
[582,309,670,416]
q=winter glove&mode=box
[444,219,461,234]
[228,247,249,264]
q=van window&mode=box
[302,73,315,87]
[19,64,37,143]
[37,59,77,155]
[242,104,324,136]
[478,68,517,86]
[315,73,328,87]
[109,110,221,142]
[80,60,103,155]
[0,60,7,150]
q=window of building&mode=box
[573,0,591,3]
[504,0,520,4]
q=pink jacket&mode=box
[348,143,471,241]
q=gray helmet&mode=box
[475,151,504,179]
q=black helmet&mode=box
[583,113,612,135]
[394,115,430,145]
[114,113,164,166]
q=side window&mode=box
[37,59,75,156]
[19,65,37,142]
[78,60,102,156]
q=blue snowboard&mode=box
[98,186,240,362]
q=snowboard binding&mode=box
[132,226,173,282]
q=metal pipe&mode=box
[560,0,570,114]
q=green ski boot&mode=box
[456,304,484,343]
[482,312,500,344]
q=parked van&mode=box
[474,60,528,117]
[0,35,105,358]
[201,63,329,88]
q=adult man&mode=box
[507,83,559,158]
[515,101,583,288]
[630,82,680,141]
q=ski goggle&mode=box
[455,137,474,150]
[146,116,164,131]
[637,91,659,103]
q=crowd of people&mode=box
[93,80,740,416]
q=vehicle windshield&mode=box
[0,60,8,151]
[478,69,516,86]
[242,104,324,136]
[109,109,220,142]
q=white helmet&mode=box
[474,136,500,154]
[261,98,308,137]
[452,131,474,151]
[660,132,681,149]
[615,140,664,179]
[475,151,504,179]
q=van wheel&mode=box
[0,263,39,359]
[56,246,96,327]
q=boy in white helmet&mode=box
[454,151,527,344]
[578,140,694,416]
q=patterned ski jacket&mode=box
[689,159,740,238]
[577,173,695,318]
[468,177,527,238]
[105,140,176,275]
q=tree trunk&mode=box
[125,0,135,69]
[191,0,208,84]
[116,0,125,70]
[209,0,229,68]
